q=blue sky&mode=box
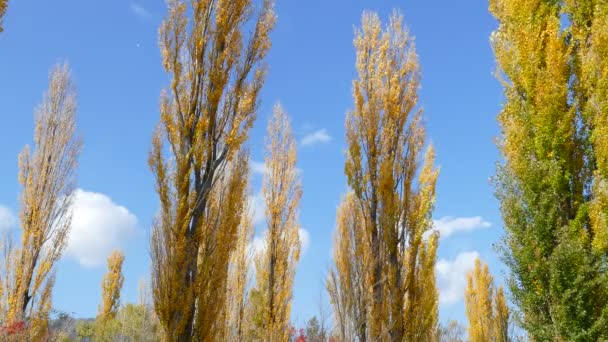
[0,0,505,327]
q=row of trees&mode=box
[2,0,608,340]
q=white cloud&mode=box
[250,228,311,257]
[299,228,310,254]
[248,192,266,226]
[0,206,16,231]
[436,251,479,305]
[432,216,491,239]
[130,3,152,19]
[251,160,267,175]
[64,189,138,267]
[301,128,332,146]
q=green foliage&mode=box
[74,304,159,342]
[305,316,327,342]
[490,0,608,339]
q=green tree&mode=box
[305,316,327,342]
[490,0,608,339]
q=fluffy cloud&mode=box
[250,228,311,256]
[432,216,491,239]
[64,189,138,267]
[301,129,332,146]
[130,3,152,19]
[250,160,267,175]
[0,206,16,231]
[435,251,479,305]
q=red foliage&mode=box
[0,321,26,335]
[294,328,306,342]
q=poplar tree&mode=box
[327,193,370,342]
[148,0,275,339]
[0,0,7,32]
[98,250,125,321]
[490,0,608,339]
[342,10,439,341]
[464,258,509,342]
[223,185,254,340]
[250,105,302,341]
[8,64,82,332]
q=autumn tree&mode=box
[436,320,465,342]
[148,0,275,339]
[464,258,509,342]
[490,0,608,339]
[98,250,125,321]
[223,194,254,340]
[0,0,7,32]
[340,10,439,341]
[249,105,302,341]
[7,64,82,335]
[327,193,370,342]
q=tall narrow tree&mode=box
[8,64,82,326]
[149,0,275,339]
[250,104,302,341]
[464,258,509,342]
[194,151,250,340]
[490,0,608,339]
[343,10,439,341]
[0,0,7,32]
[224,200,253,341]
[98,250,125,321]
[327,193,370,342]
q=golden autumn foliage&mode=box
[98,250,125,321]
[0,0,7,32]
[8,64,82,332]
[327,193,370,342]
[148,0,275,339]
[464,258,509,342]
[249,104,302,341]
[194,151,250,340]
[223,199,253,341]
[333,10,439,341]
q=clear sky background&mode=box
[0,0,505,327]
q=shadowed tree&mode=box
[148,0,275,339]
[98,250,125,321]
[223,194,253,341]
[250,105,302,341]
[342,10,439,341]
[7,64,82,334]
[490,0,608,339]
[0,0,7,32]
[327,193,370,342]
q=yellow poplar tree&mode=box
[464,258,509,342]
[0,0,7,32]
[223,201,253,341]
[98,250,125,321]
[493,286,509,342]
[327,193,370,342]
[148,0,275,339]
[8,64,82,328]
[250,104,302,341]
[343,10,439,341]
